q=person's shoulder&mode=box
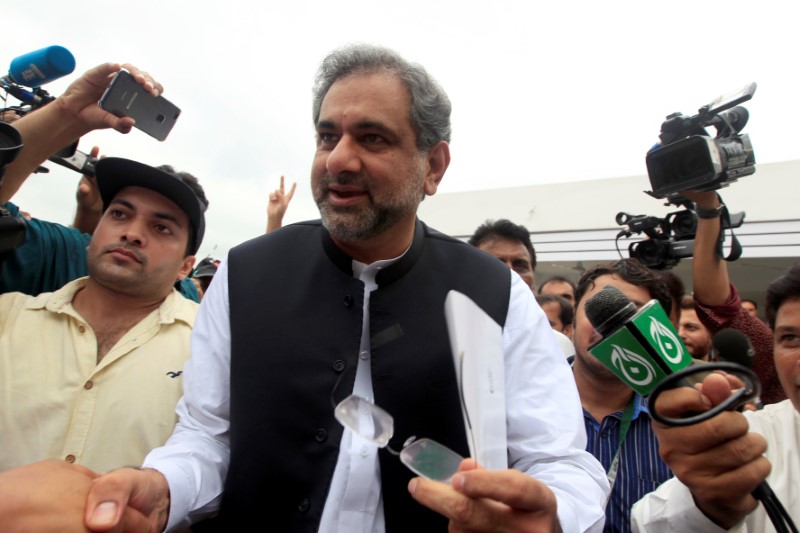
[0,289,40,309]
[551,330,575,357]
[745,399,797,432]
[421,221,505,265]
[160,288,200,327]
[232,219,322,253]
[0,288,58,325]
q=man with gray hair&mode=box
[69,44,607,533]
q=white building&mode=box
[418,159,800,311]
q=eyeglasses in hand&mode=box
[334,394,465,482]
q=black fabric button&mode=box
[315,429,327,442]
[298,498,310,513]
[344,295,353,307]
[333,359,345,372]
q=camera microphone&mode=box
[708,106,749,134]
[585,285,694,395]
[2,83,39,105]
[2,46,76,88]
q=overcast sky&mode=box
[4,0,799,260]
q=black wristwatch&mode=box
[695,203,725,219]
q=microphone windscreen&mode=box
[8,46,76,87]
[585,285,636,336]
[721,106,749,131]
[711,328,755,368]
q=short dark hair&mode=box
[467,219,536,270]
[156,165,208,256]
[536,294,575,326]
[659,271,686,306]
[538,275,576,296]
[742,298,759,309]
[575,258,672,316]
[680,294,696,310]
[765,262,800,330]
[312,43,451,151]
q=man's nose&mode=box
[120,218,146,247]
[326,136,362,176]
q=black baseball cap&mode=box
[95,157,206,255]
[192,257,219,279]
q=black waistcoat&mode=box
[196,219,510,532]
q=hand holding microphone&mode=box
[651,371,771,530]
[585,286,796,532]
[584,285,759,420]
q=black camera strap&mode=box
[716,198,743,263]
[717,210,742,261]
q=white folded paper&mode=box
[444,290,507,471]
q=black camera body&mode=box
[617,205,744,270]
[645,83,757,200]
[628,235,696,271]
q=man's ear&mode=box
[177,256,196,280]
[423,141,450,197]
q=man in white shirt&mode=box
[631,261,800,531]
[64,44,607,533]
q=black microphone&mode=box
[711,328,755,367]
[709,105,749,133]
[584,285,693,396]
[2,83,40,104]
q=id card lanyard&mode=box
[604,396,637,505]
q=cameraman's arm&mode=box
[682,190,729,306]
[0,63,160,204]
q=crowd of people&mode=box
[0,44,797,533]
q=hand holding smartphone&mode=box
[99,70,180,141]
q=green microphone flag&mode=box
[589,299,693,396]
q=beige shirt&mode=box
[0,277,197,473]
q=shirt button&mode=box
[65,454,76,463]
[298,498,310,513]
[315,429,327,442]
[360,445,369,457]
[78,326,86,333]
[84,380,93,390]
[332,360,345,373]
[360,351,369,361]
[344,295,353,308]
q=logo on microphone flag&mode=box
[633,300,692,372]
[588,300,691,395]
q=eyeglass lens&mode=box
[334,394,394,447]
[334,395,464,482]
[399,438,464,482]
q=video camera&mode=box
[616,198,744,270]
[645,83,757,200]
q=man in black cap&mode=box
[0,156,208,474]
[190,256,220,299]
[0,62,204,301]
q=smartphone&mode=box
[98,70,181,141]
